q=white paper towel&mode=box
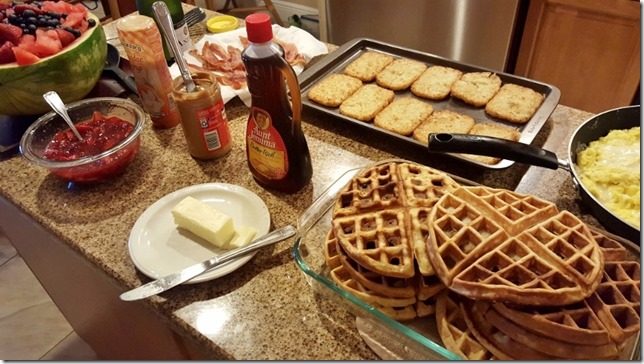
[169,25,328,106]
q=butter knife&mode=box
[120,225,296,301]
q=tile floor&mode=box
[0,2,107,360]
[0,230,97,360]
[1,1,230,360]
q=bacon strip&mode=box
[187,37,306,90]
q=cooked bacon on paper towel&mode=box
[239,36,306,67]
[187,37,306,90]
[188,42,247,89]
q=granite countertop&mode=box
[0,6,610,360]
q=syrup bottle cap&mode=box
[245,13,273,43]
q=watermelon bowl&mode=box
[0,3,107,116]
[20,97,145,183]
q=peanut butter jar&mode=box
[172,72,232,159]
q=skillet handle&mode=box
[428,133,564,170]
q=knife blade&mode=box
[120,225,296,301]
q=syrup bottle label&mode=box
[246,107,288,179]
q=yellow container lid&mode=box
[207,15,239,33]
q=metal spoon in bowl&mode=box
[43,91,83,141]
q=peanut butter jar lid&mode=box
[207,15,239,33]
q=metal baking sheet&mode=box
[298,38,561,169]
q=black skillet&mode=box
[427,105,640,244]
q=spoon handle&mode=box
[152,1,196,93]
[43,91,84,141]
[113,67,139,95]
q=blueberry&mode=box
[49,12,61,19]
[23,9,36,18]
[88,18,96,27]
[27,23,36,31]
[26,16,37,24]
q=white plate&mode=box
[128,183,271,284]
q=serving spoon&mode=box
[153,1,196,93]
[104,44,138,95]
[43,91,83,141]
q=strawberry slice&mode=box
[55,28,76,47]
[13,4,45,15]
[0,41,16,64]
[0,3,11,11]
[12,47,40,66]
[0,23,22,47]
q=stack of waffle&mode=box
[324,161,640,360]
[324,161,460,319]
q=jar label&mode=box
[194,99,231,151]
[246,107,288,179]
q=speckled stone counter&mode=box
[0,7,615,361]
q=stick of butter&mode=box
[226,225,257,249]
[171,196,236,248]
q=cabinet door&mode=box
[515,0,639,113]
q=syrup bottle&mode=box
[242,13,312,193]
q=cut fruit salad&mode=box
[0,0,97,65]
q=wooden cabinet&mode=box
[515,0,639,113]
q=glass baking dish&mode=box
[292,158,640,360]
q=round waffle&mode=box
[427,186,604,306]
[324,229,444,321]
[453,236,640,360]
[435,290,498,360]
[332,161,460,279]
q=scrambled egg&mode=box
[576,126,640,228]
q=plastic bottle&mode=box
[242,13,312,193]
[117,15,181,129]
[136,0,192,63]
[172,72,232,159]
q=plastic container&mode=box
[172,72,232,159]
[117,15,181,129]
[207,15,239,33]
[242,13,313,193]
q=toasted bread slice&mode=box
[485,83,545,124]
[412,110,476,144]
[374,97,433,136]
[376,58,428,91]
[411,66,463,100]
[307,73,362,107]
[463,123,521,165]
[343,51,394,82]
[339,84,395,121]
[450,72,502,107]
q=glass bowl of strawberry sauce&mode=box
[20,97,145,183]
